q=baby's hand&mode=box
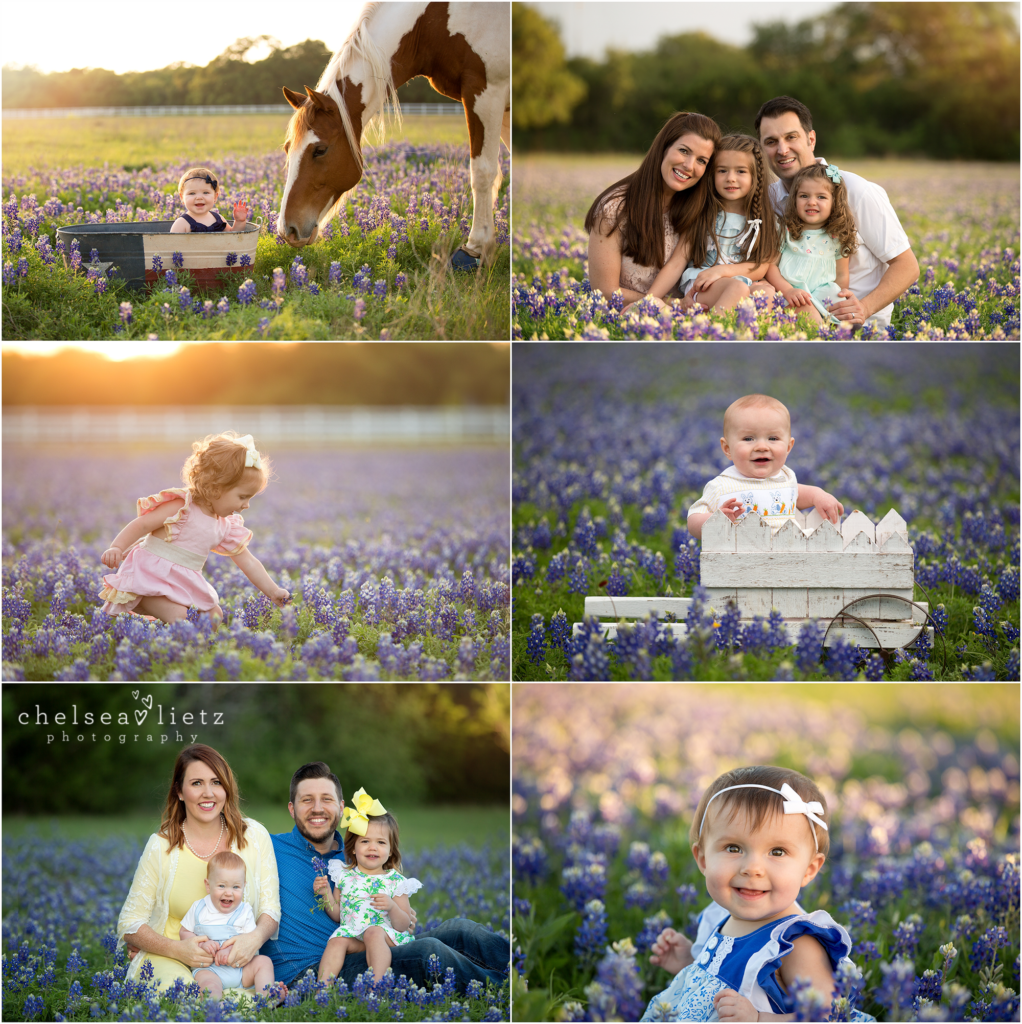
[270,586,290,608]
[102,546,124,569]
[649,927,693,976]
[313,874,332,898]
[370,895,395,913]
[714,988,759,1022]
[199,939,221,957]
[233,200,249,226]
[814,491,845,525]
[718,497,744,523]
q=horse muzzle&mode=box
[279,222,320,248]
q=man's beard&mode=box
[295,813,339,844]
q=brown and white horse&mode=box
[279,2,509,267]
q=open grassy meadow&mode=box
[513,154,1019,340]
[2,114,510,340]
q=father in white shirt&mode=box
[756,95,919,331]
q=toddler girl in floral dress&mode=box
[99,431,289,624]
[312,788,422,983]
[641,765,874,1022]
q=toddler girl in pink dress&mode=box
[99,431,289,625]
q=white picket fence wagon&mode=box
[574,507,933,650]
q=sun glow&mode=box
[2,343,186,362]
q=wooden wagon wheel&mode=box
[823,592,946,674]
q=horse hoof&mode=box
[450,248,481,271]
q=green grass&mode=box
[2,803,509,850]
[2,115,470,177]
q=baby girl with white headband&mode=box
[641,765,874,1023]
[100,431,289,625]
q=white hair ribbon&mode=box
[236,434,261,470]
[733,218,761,256]
[698,781,827,851]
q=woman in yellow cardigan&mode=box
[116,744,281,993]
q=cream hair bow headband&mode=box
[698,782,828,851]
[236,434,262,470]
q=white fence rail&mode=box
[3,406,508,444]
[2,103,462,119]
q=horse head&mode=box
[278,85,363,247]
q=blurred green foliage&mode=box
[1,683,509,814]
[2,36,459,109]
[511,4,587,129]
[516,1,1020,161]
[1,343,509,406]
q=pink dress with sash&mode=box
[99,488,252,614]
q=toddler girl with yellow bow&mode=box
[99,431,289,625]
[312,788,423,983]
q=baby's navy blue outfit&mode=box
[640,901,876,1021]
[182,211,227,232]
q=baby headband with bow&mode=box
[340,787,387,836]
[824,164,842,185]
[185,173,218,190]
[698,782,828,851]
[235,434,262,470]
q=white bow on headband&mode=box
[698,782,828,850]
[236,434,262,470]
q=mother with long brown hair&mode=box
[585,111,722,308]
[116,745,282,995]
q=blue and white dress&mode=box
[640,902,875,1022]
[680,211,757,297]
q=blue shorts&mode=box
[192,963,244,988]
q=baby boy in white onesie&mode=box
[687,393,844,539]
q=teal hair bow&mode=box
[825,164,842,185]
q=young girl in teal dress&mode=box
[765,163,860,325]
[641,765,875,1023]
[648,134,781,313]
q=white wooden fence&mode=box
[2,103,462,119]
[575,508,931,651]
[2,406,508,444]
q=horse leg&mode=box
[452,87,504,269]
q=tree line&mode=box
[514,2,1020,161]
[2,684,510,813]
[2,344,509,407]
[2,36,457,109]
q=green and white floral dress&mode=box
[326,862,422,944]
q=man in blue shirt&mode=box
[261,761,508,991]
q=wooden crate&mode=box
[574,508,931,651]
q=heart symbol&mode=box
[142,695,153,709]
[132,690,139,699]
[135,710,148,725]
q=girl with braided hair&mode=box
[649,134,780,313]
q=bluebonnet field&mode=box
[512,157,1019,340]
[2,446,509,680]
[2,827,509,1021]
[512,684,1021,1023]
[511,343,1020,681]
[2,143,509,339]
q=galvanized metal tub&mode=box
[56,221,260,291]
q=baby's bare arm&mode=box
[103,498,185,568]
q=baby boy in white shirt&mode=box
[179,851,283,1003]
[687,393,844,539]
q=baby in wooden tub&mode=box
[171,166,250,233]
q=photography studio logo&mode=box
[15,688,225,745]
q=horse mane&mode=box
[316,1,402,167]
